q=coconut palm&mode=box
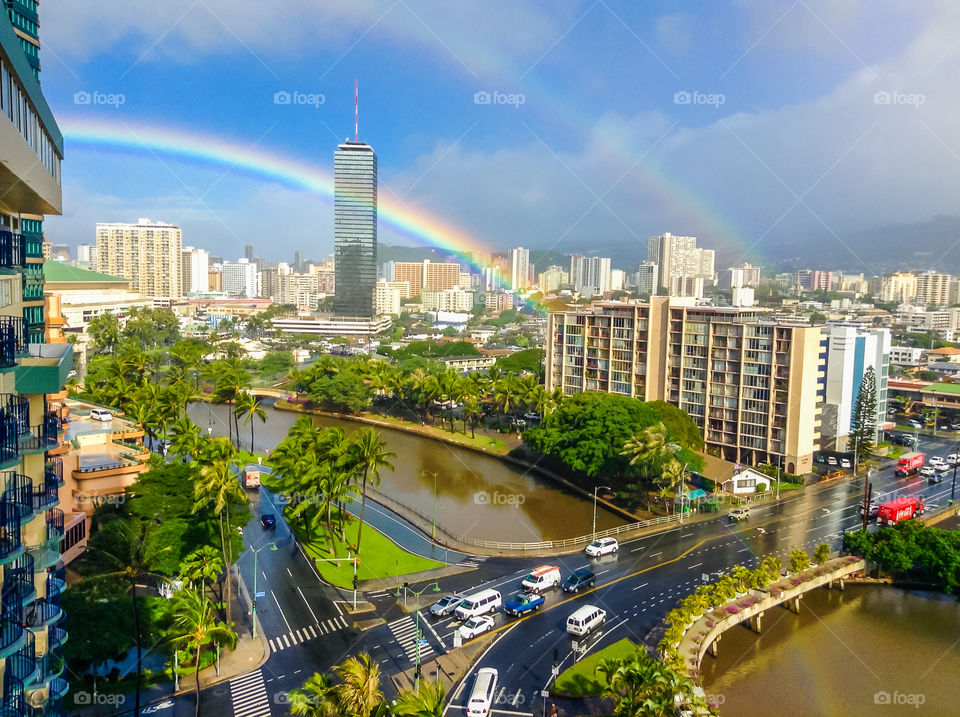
[235,392,267,452]
[169,417,204,462]
[334,653,384,717]
[168,588,238,717]
[180,545,225,603]
[393,679,446,717]
[340,428,395,557]
[288,672,339,717]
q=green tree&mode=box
[340,428,395,558]
[813,543,831,565]
[288,673,340,717]
[333,653,384,717]
[595,647,701,717]
[789,548,811,573]
[850,365,878,464]
[392,679,446,717]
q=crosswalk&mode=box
[230,670,271,717]
[459,555,487,569]
[387,614,434,663]
[267,616,349,653]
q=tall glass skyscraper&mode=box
[333,142,377,318]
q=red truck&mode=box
[877,496,925,526]
[894,452,924,477]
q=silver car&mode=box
[429,594,464,618]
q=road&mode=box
[134,430,960,716]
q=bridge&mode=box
[676,555,866,674]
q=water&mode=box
[187,402,626,542]
[701,586,960,716]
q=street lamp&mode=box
[423,470,439,540]
[250,542,278,638]
[404,581,441,692]
[592,485,611,541]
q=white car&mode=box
[947,453,960,465]
[457,615,495,641]
[89,408,113,422]
[919,466,938,478]
[585,537,619,557]
[930,456,947,467]
[729,507,751,522]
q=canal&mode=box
[701,585,960,716]
[187,402,626,543]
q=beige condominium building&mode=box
[546,297,823,473]
[96,218,183,299]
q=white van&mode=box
[566,604,606,636]
[467,667,498,717]
[455,589,502,621]
[521,565,561,593]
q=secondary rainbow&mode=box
[62,118,492,263]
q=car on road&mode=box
[455,589,502,620]
[566,604,606,636]
[562,568,596,593]
[909,419,924,429]
[930,456,947,469]
[585,537,619,557]
[520,565,561,593]
[260,514,276,529]
[948,453,960,465]
[928,472,943,484]
[920,466,938,479]
[89,408,113,422]
[467,668,498,717]
[429,594,464,618]
[858,500,878,519]
[503,592,544,617]
[728,507,751,522]
[952,423,960,431]
[457,615,495,641]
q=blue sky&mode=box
[38,1,959,274]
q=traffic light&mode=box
[252,599,257,610]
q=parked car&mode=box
[457,615,495,641]
[930,456,947,468]
[826,456,838,466]
[503,592,543,617]
[520,565,561,593]
[951,423,960,431]
[562,568,596,593]
[429,594,464,618]
[909,420,924,429]
[260,514,276,529]
[840,457,852,468]
[585,537,619,557]
[729,507,751,522]
[89,408,113,422]
[947,453,960,465]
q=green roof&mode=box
[43,261,129,284]
[922,382,960,395]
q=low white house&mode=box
[718,468,772,495]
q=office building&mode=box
[0,8,73,711]
[633,262,658,296]
[333,141,377,318]
[96,219,182,299]
[221,258,257,298]
[546,298,823,472]
[508,247,530,291]
[915,270,952,307]
[821,326,890,448]
[180,246,209,295]
[293,250,305,273]
[647,233,715,293]
[391,260,460,297]
[482,266,501,291]
[271,314,391,337]
[244,244,255,261]
[46,243,68,262]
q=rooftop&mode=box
[44,261,129,284]
[927,346,960,355]
[921,382,960,395]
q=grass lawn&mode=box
[295,510,443,589]
[370,412,510,453]
[554,638,639,696]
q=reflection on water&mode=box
[188,402,626,542]
[701,586,960,716]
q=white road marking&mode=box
[271,590,293,633]
[631,582,649,591]
[297,585,320,624]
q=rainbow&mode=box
[61,117,493,266]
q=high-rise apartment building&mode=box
[569,255,611,296]
[422,287,474,313]
[821,325,890,448]
[915,270,952,307]
[391,260,460,297]
[719,263,762,290]
[4,0,39,80]
[96,219,182,298]
[0,8,73,713]
[508,247,530,291]
[333,141,377,318]
[180,246,209,295]
[244,244,255,261]
[647,233,714,294]
[221,258,257,298]
[633,262,658,296]
[874,271,918,303]
[546,298,823,472]
[373,279,403,316]
[75,244,97,268]
[537,265,568,293]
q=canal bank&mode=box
[700,584,960,716]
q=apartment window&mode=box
[0,279,11,308]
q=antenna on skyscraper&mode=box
[354,79,359,143]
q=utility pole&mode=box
[951,445,958,506]
[861,472,872,532]
[592,485,610,540]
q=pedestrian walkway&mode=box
[268,616,349,653]
[387,614,434,664]
[230,670,271,717]
[458,555,487,569]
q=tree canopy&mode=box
[495,348,543,375]
[844,520,960,593]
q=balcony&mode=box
[21,233,42,260]
[30,473,59,513]
[30,647,64,685]
[0,231,25,270]
[15,344,73,396]
[0,586,27,659]
[20,414,60,454]
[0,316,26,370]
[24,596,60,630]
[4,634,37,694]
[45,563,65,600]
[46,616,66,652]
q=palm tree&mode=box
[236,392,267,452]
[334,653,384,717]
[170,417,204,462]
[596,648,700,717]
[340,428,395,558]
[193,438,245,622]
[463,397,482,438]
[658,459,689,514]
[288,672,340,717]
[180,545,225,603]
[168,588,238,717]
[393,679,446,717]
